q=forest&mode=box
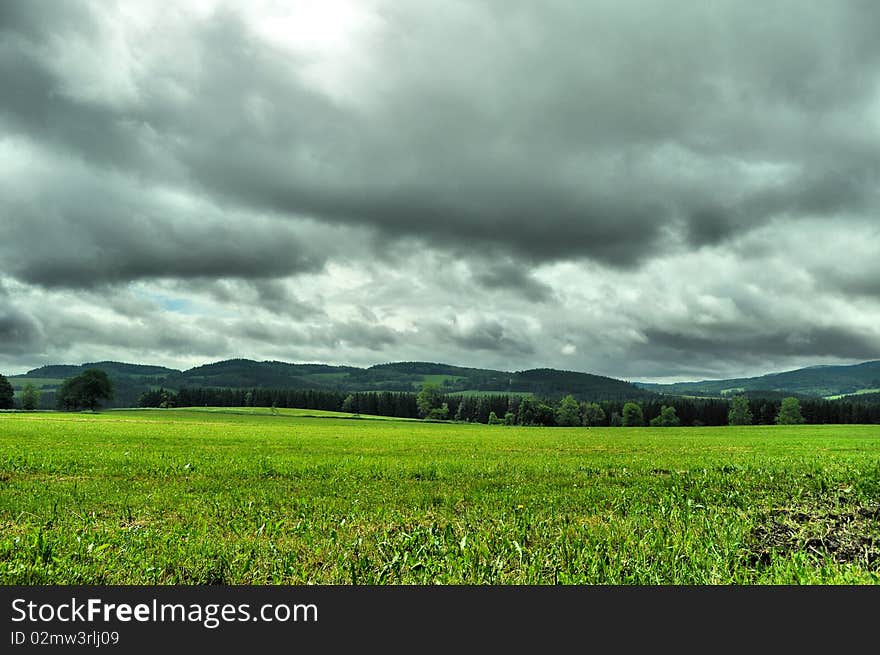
[137,385,880,426]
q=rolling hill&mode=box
[8,359,653,408]
[636,360,880,398]
[12,357,880,409]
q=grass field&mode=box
[825,388,880,400]
[1,408,878,584]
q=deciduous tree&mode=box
[728,395,752,425]
[776,397,805,425]
[555,394,581,426]
[341,394,357,414]
[622,402,644,427]
[57,369,114,411]
[650,405,680,427]
[416,383,444,419]
[21,383,41,410]
[581,401,606,427]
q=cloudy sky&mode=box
[2,1,879,381]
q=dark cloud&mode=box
[325,322,402,351]
[250,281,321,318]
[3,1,878,272]
[435,318,535,355]
[471,261,555,303]
[1,1,879,379]
[641,326,880,364]
[174,279,321,318]
[0,307,42,355]
[217,317,400,353]
[822,273,880,300]
[0,157,329,288]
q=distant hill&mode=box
[636,360,880,398]
[9,356,880,409]
[12,361,181,408]
[165,359,360,390]
[7,358,652,408]
[23,361,180,378]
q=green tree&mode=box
[426,403,449,421]
[341,394,357,414]
[728,395,752,425]
[158,388,174,409]
[21,383,42,410]
[487,410,502,425]
[776,397,805,425]
[475,397,491,423]
[555,395,581,426]
[621,402,644,427]
[517,395,539,425]
[581,402,606,427]
[650,405,680,427]
[416,383,444,419]
[138,387,175,408]
[534,401,556,426]
[0,374,15,409]
[503,411,515,426]
[57,369,114,411]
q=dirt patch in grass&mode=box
[748,496,880,569]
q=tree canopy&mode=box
[555,395,581,426]
[57,369,114,411]
[416,383,448,418]
[650,405,680,427]
[0,374,14,409]
[776,397,805,425]
[581,402,606,427]
[621,402,644,427]
[728,395,753,425]
[21,383,41,410]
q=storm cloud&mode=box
[1,0,879,379]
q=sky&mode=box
[1,0,880,381]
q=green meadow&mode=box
[1,408,878,584]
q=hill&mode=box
[7,358,652,408]
[164,359,651,400]
[22,361,180,378]
[164,359,359,390]
[637,360,880,398]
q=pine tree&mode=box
[0,374,14,409]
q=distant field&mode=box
[1,408,878,584]
[164,406,417,421]
[8,377,64,391]
[825,389,880,400]
[451,390,532,397]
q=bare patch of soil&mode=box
[747,497,880,569]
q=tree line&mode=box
[133,382,880,426]
[3,369,879,425]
